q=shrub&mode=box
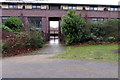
[89,22,104,42]
[102,19,119,41]
[2,31,44,54]
[27,31,44,49]
[107,36,116,42]
[61,10,86,45]
[0,24,13,32]
[4,16,23,32]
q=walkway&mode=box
[2,39,118,78]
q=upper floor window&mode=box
[110,8,118,11]
[68,6,77,10]
[8,5,18,8]
[89,7,98,11]
[50,5,60,10]
[32,5,41,9]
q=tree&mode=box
[4,16,23,32]
[61,10,85,45]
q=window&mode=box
[89,7,98,11]
[2,17,9,23]
[32,5,41,9]
[28,17,42,30]
[92,18,104,22]
[68,6,77,10]
[50,5,60,10]
[8,5,18,8]
[110,8,118,11]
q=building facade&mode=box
[0,1,119,41]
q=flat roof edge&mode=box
[0,2,119,7]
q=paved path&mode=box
[2,39,118,78]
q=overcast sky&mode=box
[1,0,120,5]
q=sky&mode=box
[0,0,120,5]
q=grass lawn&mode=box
[52,44,119,62]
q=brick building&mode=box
[0,0,119,41]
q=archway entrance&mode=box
[49,17,61,44]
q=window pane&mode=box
[32,6,36,8]
[14,5,18,8]
[9,5,13,8]
[2,17,9,23]
[73,6,76,9]
[69,6,73,9]
[94,7,98,10]
[98,18,104,21]
[37,6,41,8]
[115,8,118,11]
[111,8,114,11]
[89,7,94,10]
[9,5,17,8]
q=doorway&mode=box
[49,17,61,44]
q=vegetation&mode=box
[61,10,119,45]
[53,44,118,62]
[2,16,44,56]
[102,19,119,41]
[1,24,13,32]
[4,16,23,32]
[2,31,44,54]
[61,10,86,45]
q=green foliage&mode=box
[0,24,13,32]
[27,31,44,49]
[89,22,104,42]
[107,36,116,42]
[4,16,23,32]
[61,10,85,45]
[102,19,119,41]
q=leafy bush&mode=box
[89,22,104,42]
[0,24,13,32]
[107,36,116,42]
[61,10,86,45]
[102,19,119,41]
[2,31,44,54]
[27,31,44,49]
[4,16,23,32]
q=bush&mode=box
[61,10,86,45]
[102,19,119,41]
[89,22,104,42]
[0,24,13,32]
[2,31,44,54]
[4,16,23,32]
[27,31,44,49]
[107,36,116,42]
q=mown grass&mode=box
[53,44,119,62]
